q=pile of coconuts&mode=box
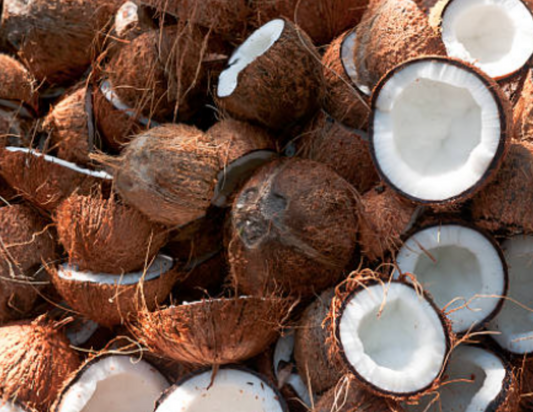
[5,0,533,410]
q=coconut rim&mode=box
[334,279,452,398]
[369,56,508,205]
[339,28,372,97]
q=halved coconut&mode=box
[135,296,289,365]
[404,345,518,412]
[334,280,451,398]
[370,57,512,204]
[155,367,287,412]
[0,147,112,211]
[53,354,169,412]
[216,19,324,131]
[394,223,507,333]
[50,254,178,327]
[431,0,533,80]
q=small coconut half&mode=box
[370,57,511,204]
[155,367,287,412]
[53,355,169,412]
[432,0,533,80]
[394,223,507,333]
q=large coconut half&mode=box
[370,57,512,204]
[155,367,288,412]
[394,223,507,333]
[53,355,169,412]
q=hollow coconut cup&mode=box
[0,316,80,411]
[227,157,358,298]
[50,254,179,327]
[216,19,325,131]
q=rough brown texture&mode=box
[519,359,533,411]
[135,296,289,365]
[296,111,378,194]
[55,193,168,274]
[0,54,37,109]
[0,109,34,148]
[0,316,80,411]
[216,19,324,131]
[228,158,358,298]
[514,70,533,143]
[322,31,370,130]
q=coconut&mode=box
[404,345,519,412]
[370,57,512,205]
[55,193,168,274]
[322,29,371,130]
[227,158,358,298]
[0,316,80,411]
[393,222,507,334]
[0,401,34,412]
[136,296,289,365]
[52,354,169,412]
[0,147,113,212]
[514,69,533,143]
[296,111,379,194]
[352,0,445,93]
[113,1,155,41]
[430,0,533,80]
[216,19,324,131]
[1,0,121,86]
[520,360,533,410]
[0,54,37,110]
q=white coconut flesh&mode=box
[489,236,533,354]
[441,0,533,79]
[155,368,286,412]
[394,224,506,333]
[66,317,100,346]
[58,254,173,285]
[0,403,29,412]
[56,356,169,412]
[115,1,138,36]
[341,29,371,96]
[338,282,447,395]
[405,346,507,412]
[217,19,285,98]
[372,59,502,202]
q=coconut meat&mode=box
[441,0,533,78]
[395,224,506,333]
[56,356,169,412]
[155,368,285,412]
[339,282,447,395]
[217,19,285,98]
[341,30,371,96]
[373,59,502,201]
[489,236,533,354]
[0,403,28,412]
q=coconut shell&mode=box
[216,19,325,131]
[0,54,37,110]
[0,316,80,411]
[135,296,290,365]
[227,158,358,298]
[519,360,533,411]
[55,193,168,274]
[514,70,533,143]
[296,111,378,194]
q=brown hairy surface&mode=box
[0,54,37,109]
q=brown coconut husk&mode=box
[0,176,19,203]
[55,193,168,274]
[322,30,370,130]
[518,358,533,411]
[0,54,37,110]
[296,111,378,194]
[0,109,34,148]
[216,19,324,131]
[227,158,358,298]
[0,316,80,411]
[251,0,369,46]
[135,296,291,365]
[514,69,533,143]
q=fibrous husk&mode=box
[227,158,358,298]
[514,69,533,143]
[1,0,121,86]
[135,296,290,365]
[0,109,34,149]
[296,111,378,194]
[55,193,168,274]
[322,30,370,130]
[216,19,325,131]
[519,359,533,411]
[251,0,369,45]
[0,316,80,411]
[0,54,37,110]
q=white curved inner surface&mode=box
[57,356,169,412]
[156,369,284,412]
[341,30,371,96]
[217,19,285,98]
[405,346,506,412]
[489,236,533,354]
[0,403,27,412]
[395,225,505,333]
[373,60,501,201]
[441,0,533,78]
[339,282,447,394]
[58,254,173,285]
